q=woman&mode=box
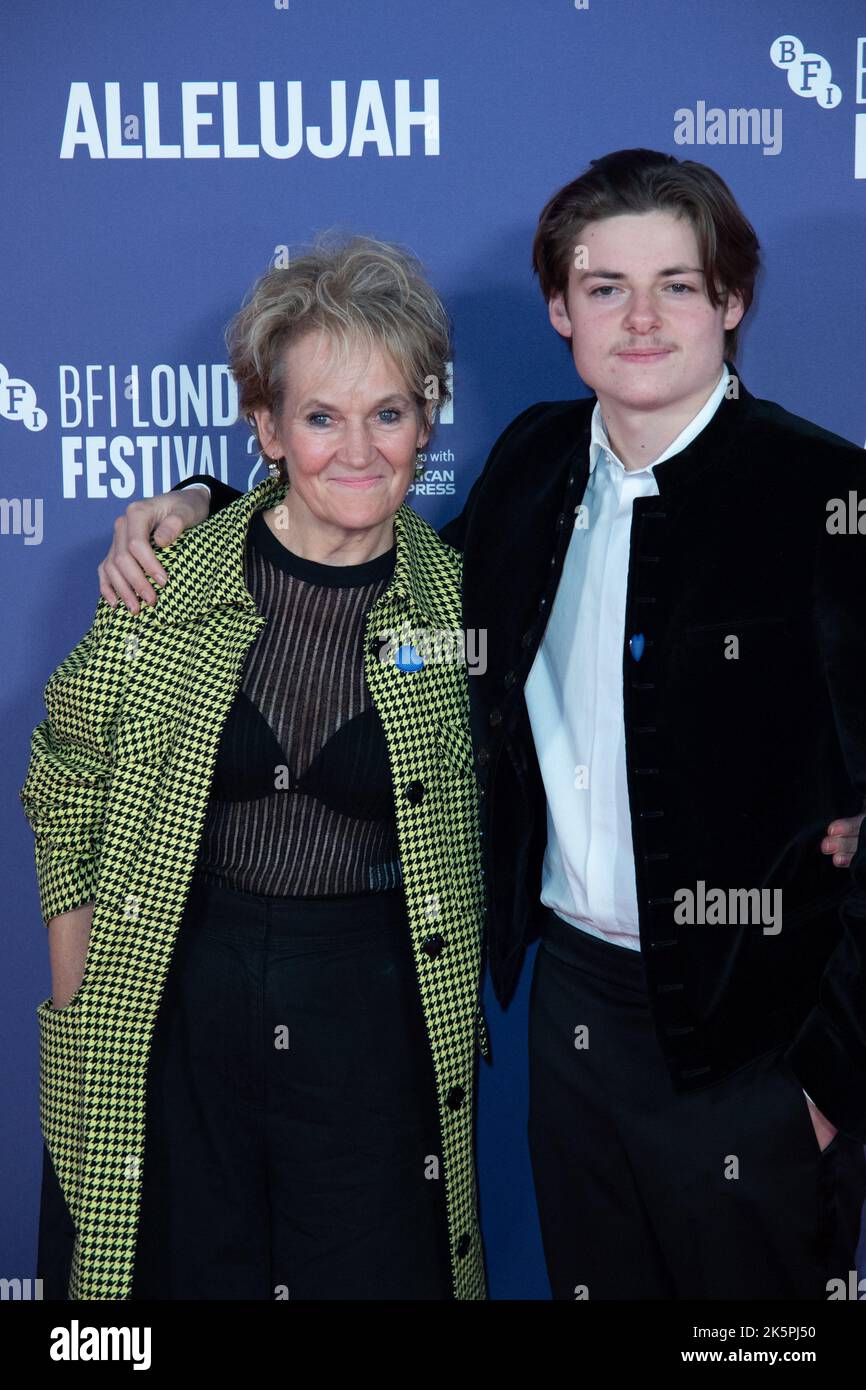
[20,236,488,1300]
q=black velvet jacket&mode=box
[175,364,866,1139]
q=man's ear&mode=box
[722,288,746,332]
[548,291,573,341]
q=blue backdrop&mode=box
[3,0,865,1298]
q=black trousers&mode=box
[528,908,866,1301]
[38,872,452,1300]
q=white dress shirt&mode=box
[524,365,730,949]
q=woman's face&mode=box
[252,329,431,540]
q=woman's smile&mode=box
[327,475,385,489]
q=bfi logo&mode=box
[771,35,841,109]
[771,33,866,179]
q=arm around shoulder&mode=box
[172,475,244,515]
[438,402,559,552]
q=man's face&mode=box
[548,210,745,413]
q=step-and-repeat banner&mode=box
[3,0,864,1300]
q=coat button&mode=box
[404,780,425,804]
[489,708,502,727]
[368,636,382,659]
[456,1232,471,1258]
[422,933,446,958]
[521,630,533,648]
[538,595,548,611]
[503,670,515,689]
[446,1084,465,1110]
[556,512,566,527]
[476,747,489,766]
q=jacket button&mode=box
[368,636,383,659]
[503,670,515,689]
[538,595,548,611]
[521,630,533,648]
[446,1084,466,1110]
[489,708,502,727]
[456,1232,471,1259]
[404,780,425,804]
[556,512,566,527]
[422,933,446,958]
[476,747,489,766]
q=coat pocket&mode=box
[36,993,86,1225]
[684,615,790,648]
[680,616,797,692]
[112,712,180,768]
[434,715,476,779]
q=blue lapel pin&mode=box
[395,642,425,672]
[629,633,645,662]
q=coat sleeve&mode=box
[438,402,549,553]
[172,476,243,515]
[19,596,129,926]
[786,477,866,1138]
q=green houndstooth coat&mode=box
[20,474,490,1300]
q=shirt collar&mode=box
[589,363,730,476]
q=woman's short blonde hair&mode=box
[226,234,452,476]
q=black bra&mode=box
[209,687,395,822]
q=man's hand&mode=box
[97,488,210,614]
[821,806,866,868]
[806,1096,838,1152]
[811,806,865,1140]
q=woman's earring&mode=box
[414,449,425,481]
[263,451,282,479]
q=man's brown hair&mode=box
[532,148,761,361]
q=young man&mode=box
[97,149,866,1300]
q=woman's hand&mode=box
[47,903,95,1009]
[97,488,210,614]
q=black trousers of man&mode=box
[528,908,866,1301]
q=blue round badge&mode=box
[395,643,425,672]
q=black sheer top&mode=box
[194,507,402,896]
